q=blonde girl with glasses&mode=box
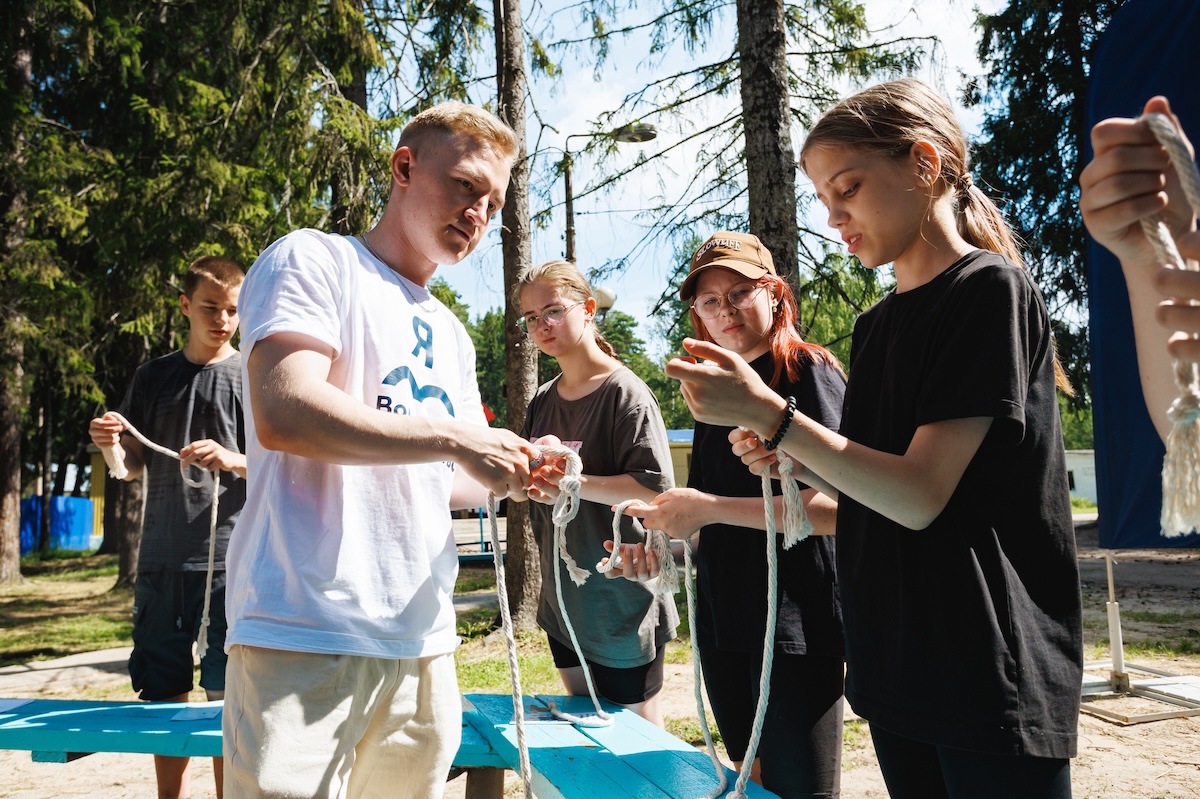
[664,79,1081,799]
[623,231,846,799]
[514,259,678,726]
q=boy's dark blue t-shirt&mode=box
[119,350,245,571]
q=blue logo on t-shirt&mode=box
[377,366,454,416]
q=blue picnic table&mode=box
[0,693,778,798]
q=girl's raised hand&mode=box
[664,338,782,431]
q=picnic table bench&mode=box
[0,693,778,798]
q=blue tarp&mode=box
[1085,0,1200,548]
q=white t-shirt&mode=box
[226,229,484,659]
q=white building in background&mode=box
[1064,450,1097,504]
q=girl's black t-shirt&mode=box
[837,249,1082,759]
[689,350,846,658]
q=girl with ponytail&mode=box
[663,79,1082,798]
[514,259,678,726]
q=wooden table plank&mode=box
[464,693,780,799]
[0,700,222,759]
[531,694,779,799]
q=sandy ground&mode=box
[4,520,1200,798]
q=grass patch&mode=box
[457,608,498,642]
[19,552,119,581]
[1071,496,1098,512]
[1120,609,1200,626]
[456,563,497,594]
[1123,638,1200,656]
[1086,637,1200,660]
[1,554,131,668]
[842,718,870,750]
[666,713,723,748]
[456,631,560,694]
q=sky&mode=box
[439,0,1008,345]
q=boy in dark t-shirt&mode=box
[88,255,245,799]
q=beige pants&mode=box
[223,644,461,799]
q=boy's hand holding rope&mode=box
[92,411,223,657]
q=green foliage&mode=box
[795,249,886,370]
[966,0,1125,408]
[456,607,498,641]
[665,713,723,748]
[3,0,491,547]
[469,308,510,427]
[1059,393,1094,450]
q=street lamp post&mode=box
[563,122,657,263]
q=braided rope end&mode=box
[1161,416,1200,537]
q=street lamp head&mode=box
[593,285,617,312]
[612,122,657,143]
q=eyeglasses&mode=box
[518,302,582,332]
[691,283,764,319]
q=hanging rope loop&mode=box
[1140,112,1200,537]
[97,411,221,656]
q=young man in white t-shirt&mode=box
[223,102,541,798]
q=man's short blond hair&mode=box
[397,101,519,162]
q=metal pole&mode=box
[564,148,576,263]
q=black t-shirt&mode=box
[836,250,1082,759]
[688,351,845,657]
[119,350,245,571]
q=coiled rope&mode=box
[1140,112,1200,537]
[99,412,222,656]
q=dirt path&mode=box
[5,521,1200,798]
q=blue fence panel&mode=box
[19,497,95,555]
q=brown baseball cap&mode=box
[680,231,778,300]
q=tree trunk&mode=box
[494,0,541,630]
[0,340,23,585]
[0,6,31,584]
[737,0,798,284]
[38,373,53,552]
[106,474,143,588]
[329,0,369,236]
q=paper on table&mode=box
[0,698,34,713]
[171,701,222,722]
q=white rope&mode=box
[536,444,613,727]
[602,500,679,596]
[1141,112,1200,537]
[682,541,729,799]
[99,412,221,657]
[485,492,533,799]
[654,454,813,798]
[482,444,618,798]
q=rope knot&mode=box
[1141,111,1200,537]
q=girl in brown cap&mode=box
[625,231,846,798]
[662,79,1081,799]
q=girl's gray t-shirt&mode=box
[522,366,678,668]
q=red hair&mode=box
[689,274,843,389]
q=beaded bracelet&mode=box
[763,396,797,451]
